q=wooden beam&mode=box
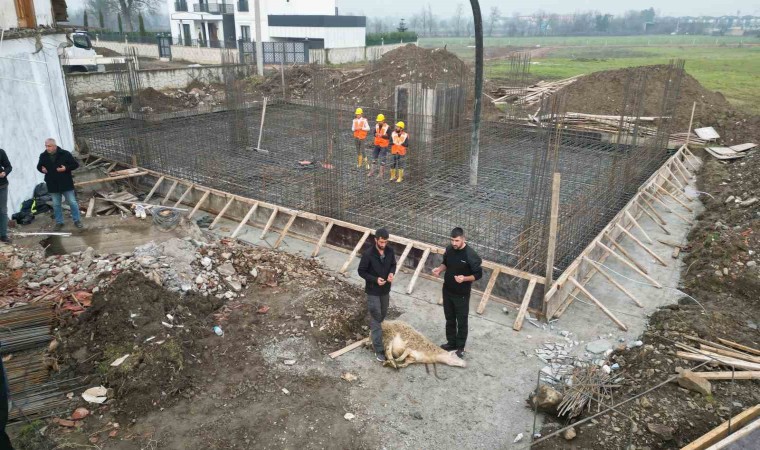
[706,414,760,449]
[406,247,431,294]
[681,404,760,450]
[161,180,179,206]
[143,176,165,202]
[583,257,643,307]
[512,278,537,331]
[690,371,760,380]
[85,197,95,218]
[635,199,671,235]
[74,171,149,187]
[625,210,653,244]
[636,196,668,226]
[663,167,686,191]
[394,242,413,277]
[642,190,692,224]
[188,190,210,219]
[274,214,297,249]
[616,223,668,266]
[339,230,370,274]
[328,337,369,359]
[476,268,501,314]
[173,183,194,207]
[105,162,118,172]
[657,184,693,212]
[699,345,760,364]
[260,207,279,239]
[717,338,760,357]
[231,202,259,239]
[607,235,650,274]
[569,277,627,331]
[312,220,334,257]
[85,156,103,168]
[209,196,235,230]
[675,352,760,371]
[596,241,662,288]
[680,335,757,357]
[673,156,693,183]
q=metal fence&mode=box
[239,41,309,64]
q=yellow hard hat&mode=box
[396,121,405,129]
[355,108,363,115]
[376,114,385,122]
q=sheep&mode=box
[380,320,466,378]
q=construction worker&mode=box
[368,114,391,179]
[390,121,408,182]
[352,108,370,168]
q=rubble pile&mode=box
[73,85,226,118]
[74,96,124,118]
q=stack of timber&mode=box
[530,112,662,136]
[491,75,582,106]
[674,334,760,380]
[85,190,139,217]
[668,132,708,148]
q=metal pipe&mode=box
[469,0,484,186]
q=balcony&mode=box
[238,0,249,12]
[174,0,188,11]
[192,2,234,14]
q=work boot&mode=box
[389,169,397,181]
[456,349,466,359]
[364,158,370,170]
[396,169,404,183]
[378,166,385,179]
[440,343,456,351]
[74,221,84,229]
[53,223,64,231]
[357,155,362,168]
[367,165,375,177]
[376,353,387,362]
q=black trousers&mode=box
[443,289,470,350]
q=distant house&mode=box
[167,0,366,49]
[0,0,68,29]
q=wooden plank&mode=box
[339,230,370,274]
[545,173,561,293]
[406,247,431,294]
[642,190,693,224]
[85,197,95,218]
[173,183,194,208]
[616,223,668,266]
[673,156,693,182]
[328,337,369,359]
[607,235,650,274]
[231,202,259,239]
[690,371,760,380]
[312,220,334,257]
[260,207,279,239]
[657,184,693,212]
[635,199,671,235]
[73,171,149,187]
[274,214,297,249]
[161,180,179,205]
[394,242,413,277]
[596,242,662,288]
[636,196,668,226]
[512,278,537,331]
[706,415,760,449]
[583,257,643,307]
[680,335,758,358]
[717,338,760,357]
[663,167,686,191]
[105,162,118,173]
[699,345,760,364]
[143,176,165,202]
[681,404,760,450]
[675,352,760,371]
[625,210,653,244]
[85,156,103,168]
[569,277,627,331]
[476,268,501,315]
[209,196,235,230]
[188,190,210,219]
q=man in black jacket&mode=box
[432,227,483,358]
[357,228,397,361]
[0,148,12,243]
[36,139,83,231]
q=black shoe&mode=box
[440,343,456,351]
[53,223,64,231]
[376,353,387,362]
[0,236,9,244]
[455,349,465,359]
[74,221,84,229]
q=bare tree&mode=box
[452,3,465,36]
[487,6,501,36]
[427,4,436,36]
[106,0,160,32]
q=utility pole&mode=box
[469,0,484,185]
[254,0,264,76]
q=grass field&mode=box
[419,36,760,115]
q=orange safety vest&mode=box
[352,117,369,140]
[374,123,390,147]
[391,131,408,155]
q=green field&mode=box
[419,36,760,115]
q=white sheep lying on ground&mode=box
[380,320,466,377]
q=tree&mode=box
[138,13,146,35]
[452,4,465,36]
[487,6,500,36]
[105,0,161,32]
[98,9,105,28]
[83,11,89,28]
[117,13,123,33]
[397,18,408,33]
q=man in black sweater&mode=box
[36,139,83,231]
[0,148,12,243]
[357,228,397,362]
[432,227,483,358]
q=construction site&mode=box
[1,42,759,449]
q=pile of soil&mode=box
[562,65,760,144]
[137,87,187,112]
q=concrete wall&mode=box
[309,42,410,65]
[95,39,234,65]
[269,26,365,48]
[66,65,230,96]
[0,34,74,215]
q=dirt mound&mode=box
[58,271,223,416]
[562,65,760,144]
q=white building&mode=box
[167,0,366,49]
[0,0,67,29]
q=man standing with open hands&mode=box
[37,138,83,230]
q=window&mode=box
[72,34,92,50]
[240,25,251,41]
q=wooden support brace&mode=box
[394,242,413,277]
[231,202,259,239]
[625,211,653,244]
[673,156,693,182]
[681,149,700,172]
[209,196,235,230]
[406,247,431,294]
[636,196,668,226]
[606,234,650,274]
[85,197,96,218]
[681,404,760,450]
[596,241,662,288]
[339,230,370,274]
[476,268,501,314]
[143,176,165,202]
[512,278,537,330]
[161,180,179,206]
[583,257,643,307]
[642,190,692,224]
[616,223,668,266]
[74,171,149,187]
[328,337,369,359]
[85,157,103,168]
[667,160,689,187]
[106,162,118,172]
[188,190,210,219]
[657,184,693,212]
[260,207,279,239]
[664,167,686,191]
[569,277,628,331]
[274,214,296,249]
[312,221,334,257]
[173,183,194,208]
[635,200,671,235]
